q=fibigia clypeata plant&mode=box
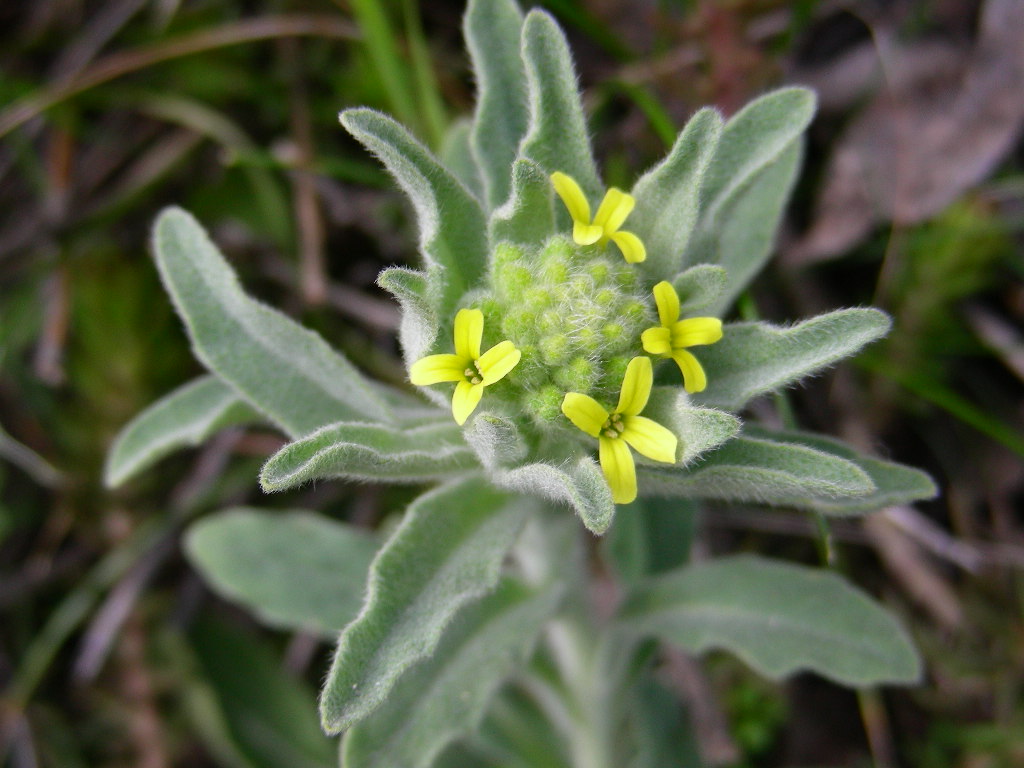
[105,0,937,764]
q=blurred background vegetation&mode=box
[1,1,1022,766]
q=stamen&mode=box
[604,429,619,439]
[470,376,482,385]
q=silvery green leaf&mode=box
[637,433,875,506]
[701,141,803,312]
[670,264,727,315]
[646,387,741,465]
[519,10,601,200]
[618,554,922,686]
[465,0,528,211]
[260,420,478,491]
[626,679,702,768]
[463,411,529,470]
[440,118,483,201]
[369,381,446,427]
[340,108,489,310]
[744,426,939,514]
[488,159,555,248]
[152,208,390,438]
[695,308,892,412]
[185,508,378,638]
[630,107,723,280]
[320,478,530,734]
[341,579,561,768]
[699,87,816,225]
[494,456,615,535]
[104,375,261,488]
[377,266,442,372]
[605,498,697,587]
[191,618,335,768]
[0,421,61,487]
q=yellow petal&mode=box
[477,340,521,385]
[573,221,604,245]
[621,415,677,464]
[561,392,608,438]
[641,326,672,356]
[452,380,484,425]
[593,188,635,233]
[610,230,646,264]
[652,281,680,327]
[599,436,637,504]
[453,308,484,360]
[409,354,467,385]
[670,317,723,348]
[615,356,653,417]
[671,349,708,393]
[551,171,591,225]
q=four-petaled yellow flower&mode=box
[561,356,677,504]
[641,281,723,394]
[551,171,646,264]
[410,308,521,426]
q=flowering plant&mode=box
[106,1,936,764]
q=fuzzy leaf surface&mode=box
[260,420,477,491]
[341,579,561,768]
[701,141,803,312]
[695,308,892,412]
[105,375,261,488]
[439,118,483,201]
[489,159,555,248]
[637,434,875,507]
[185,508,377,637]
[152,208,389,437]
[645,387,741,465]
[744,426,938,514]
[494,456,615,535]
[631,107,723,279]
[341,109,489,310]
[465,0,528,211]
[377,266,442,372]
[320,477,530,733]
[699,87,816,224]
[619,554,921,686]
[519,10,601,200]
[671,264,728,315]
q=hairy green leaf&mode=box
[619,554,921,686]
[670,264,727,315]
[699,87,816,224]
[695,308,892,412]
[703,141,803,312]
[377,266,442,372]
[465,0,528,211]
[631,107,723,279]
[104,375,261,488]
[152,208,389,437]
[638,434,876,506]
[342,580,561,768]
[191,617,335,768]
[646,387,741,465]
[260,420,478,491]
[494,456,615,535]
[185,509,377,637]
[519,10,601,200]
[341,108,489,310]
[320,477,530,733]
[744,426,939,514]
[489,159,555,248]
[463,411,530,470]
[440,118,483,201]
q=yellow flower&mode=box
[550,171,646,264]
[410,308,521,425]
[641,281,723,394]
[561,356,677,504]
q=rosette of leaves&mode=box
[106,1,936,765]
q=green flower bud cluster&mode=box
[481,234,653,426]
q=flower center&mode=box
[464,362,483,386]
[602,412,625,439]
